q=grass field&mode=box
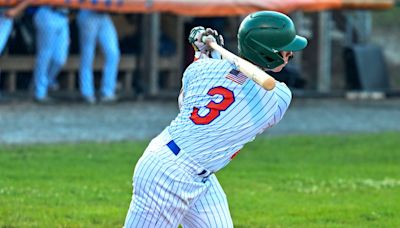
[1,132,400,227]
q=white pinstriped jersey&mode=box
[167,58,292,172]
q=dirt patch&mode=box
[1,98,400,144]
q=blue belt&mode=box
[166,140,209,178]
[166,140,180,155]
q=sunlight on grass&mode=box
[0,132,399,227]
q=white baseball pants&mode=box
[124,129,233,228]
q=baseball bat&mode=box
[206,40,276,91]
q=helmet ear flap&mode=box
[244,36,285,69]
[260,51,285,69]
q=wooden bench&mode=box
[0,54,181,96]
[0,55,137,94]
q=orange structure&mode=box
[0,0,394,15]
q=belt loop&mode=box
[198,169,212,179]
[198,170,207,175]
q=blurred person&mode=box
[0,9,13,54]
[0,0,32,101]
[76,9,120,104]
[33,6,69,103]
[0,6,14,101]
[123,11,307,227]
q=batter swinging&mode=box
[124,11,308,227]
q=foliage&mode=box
[372,7,400,27]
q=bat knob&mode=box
[202,35,216,44]
[263,78,276,91]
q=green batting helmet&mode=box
[238,11,308,69]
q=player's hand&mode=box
[4,9,19,18]
[188,26,224,53]
[202,28,224,47]
[188,26,207,52]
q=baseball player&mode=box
[124,11,307,227]
[0,0,33,54]
[1,0,32,100]
[0,9,13,55]
[76,9,120,104]
[33,6,69,103]
[0,7,13,101]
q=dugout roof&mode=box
[0,0,394,15]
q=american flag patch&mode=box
[225,69,247,85]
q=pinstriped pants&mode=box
[33,7,69,99]
[77,10,120,98]
[124,129,233,228]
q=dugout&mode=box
[0,0,395,98]
[344,43,390,92]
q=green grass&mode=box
[1,133,400,227]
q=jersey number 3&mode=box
[190,86,235,125]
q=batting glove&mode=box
[188,26,207,52]
[188,26,224,60]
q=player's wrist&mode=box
[193,51,208,61]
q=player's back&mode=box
[168,58,287,172]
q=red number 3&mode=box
[190,86,235,125]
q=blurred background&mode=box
[0,0,399,143]
[0,0,398,99]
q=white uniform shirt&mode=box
[168,58,292,172]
